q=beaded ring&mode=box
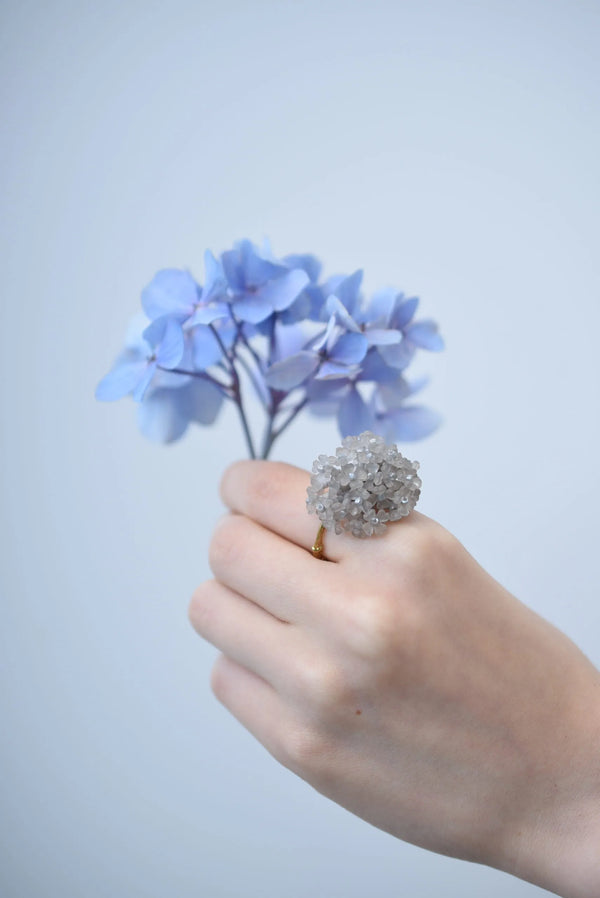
[306,431,421,560]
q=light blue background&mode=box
[2,1,599,895]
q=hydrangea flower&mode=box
[96,238,444,458]
[95,315,184,402]
[221,239,310,324]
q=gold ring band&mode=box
[311,524,326,560]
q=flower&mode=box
[95,314,184,402]
[96,238,445,455]
[263,313,368,390]
[141,251,229,327]
[221,239,310,323]
[137,378,224,444]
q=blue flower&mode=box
[375,293,444,369]
[97,238,445,455]
[137,378,224,444]
[322,274,444,371]
[264,313,369,390]
[221,239,310,323]
[279,252,324,323]
[95,315,184,402]
[141,251,230,327]
[307,372,441,442]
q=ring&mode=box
[306,430,421,560]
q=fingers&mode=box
[210,654,296,769]
[189,579,304,688]
[219,459,348,562]
[208,512,340,625]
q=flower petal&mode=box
[186,301,230,327]
[180,378,224,425]
[306,379,349,416]
[405,320,445,351]
[383,405,442,441]
[364,328,402,346]
[125,312,152,352]
[264,351,319,390]
[239,239,283,287]
[141,269,198,321]
[330,332,368,365]
[137,388,190,443]
[153,318,185,368]
[95,360,148,401]
[312,315,336,352]
[191,325,223,369]
[392,295,419,330]
[259,268,310,312]
[200,249,227,304]
[378,339,416,370]
[132,360,158,401]
[332,270,363,317]
[231,292,273,323]
[215,317,238,350]
[279,291,312,324]
[315,361,361,380]
[362,287,397,326]
[273,321,307,361]
[221,248,245,290]
[304,284,327,321]
[375,375,430,412]
[374,377,412,411]
[325,295,360,333]
[281,253,322,283]
[337,387,376,438]
[356,349,399,383]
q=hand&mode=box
[188,460,600,897]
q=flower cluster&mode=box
[96,238,444,458]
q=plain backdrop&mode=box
[1,1,599,896]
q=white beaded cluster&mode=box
[306,431,421,537]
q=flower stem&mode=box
[233,348,269,410]
[234,386,257,459]
[234,319,264,373]
[260,395,308,459]
[260,415,276,460]
[157,366,232,396]
[208,324,257,459]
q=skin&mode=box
[188,460,600,897]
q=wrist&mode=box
[520,795,600,898]
[502,676,600,897]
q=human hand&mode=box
[188,460,600,897]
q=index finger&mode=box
[219,459,348,562]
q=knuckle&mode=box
[246,462,285,511]
[209,654,230,701]
[278,723,331,775]
[399,519,456,576]
[430,521,462,563]
[342,593,400,660]
[219,460,244,504]
[296,658,353,714]
[208,514,245,573]
[188,580,217,632]
[399,526,432,574]
[340,591,426,683]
